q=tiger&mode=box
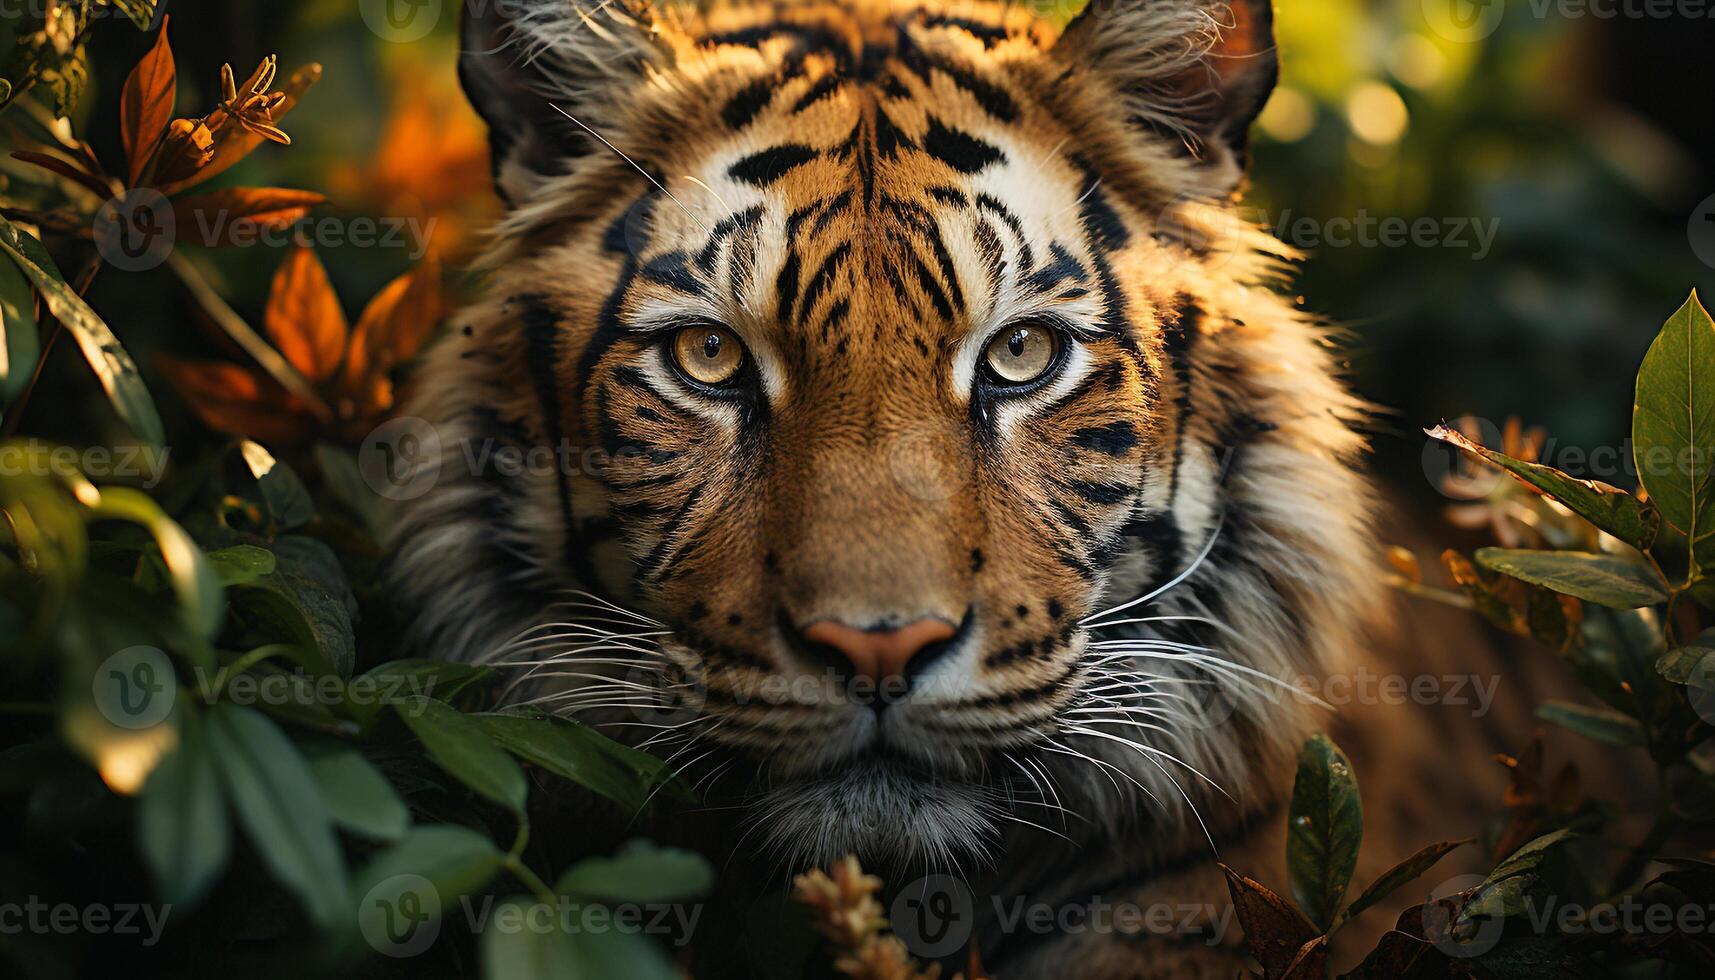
[386,0,1555,975]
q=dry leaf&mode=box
[1219,863,1322,980]
[120,16,177,186]
[264,246,346,383]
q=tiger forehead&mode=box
[618,13,1109,334]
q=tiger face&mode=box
[392,0,1379,870]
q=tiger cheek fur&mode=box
[390,0,1384,970]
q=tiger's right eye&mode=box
[670,324,746,387]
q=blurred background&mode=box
[17,0,1708,515]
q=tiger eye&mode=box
[672,325,744,385]
[983,323,1058,384]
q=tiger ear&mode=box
[459,0,665,204]
[1054,0,1277,186]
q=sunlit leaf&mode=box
[1474,548,1670,609]
[395,696,527,813]
[1425,423,1660,551]
[1632,291,1715,577]
[0,217,163,447]
[139,708,229,907]
[264,246,346,383]
[120,15,175,186]
[1286,733,1363,931]
[206,703,349,928]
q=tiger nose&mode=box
[801,617,959,684]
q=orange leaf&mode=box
[156,356,314,445]
[173,188,326,246]
[340,255,443,405]
[120,16,177,187]
[265,246,347,384]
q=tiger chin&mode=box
[388,0,1401,974]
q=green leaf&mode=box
[0,217,162,447]
[1657,628,1715,683]
[344,659,494,729]
[352,824,505,902]
[314,443,383,538]
[1474,548,1670,609]
[1633,291,1715,576]
[204,544,276,586]
[1285,734,1363,931]
[395,696,527,813]
[0,255,40,405]
[351,824,505,953]
[306,744,409,841]
[1489,827,1576,882]
[1424,424,1659,551]
[1535,700,1647,747]
[138,709,230,907]
[87,486,224,647]
[206,703,349,927]
[481,899,680,980]
[228,537,355,678]
[1340,839,1470,925]
[1455,829,1577,930]
[479,712,682,813]
[554,840,714,904]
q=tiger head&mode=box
[389,0,1379,871]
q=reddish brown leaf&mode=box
[156,356,313,445]
[264,246,347,384]
[1219,864,1323,979]
[120,16,177,186]
[10,150,113,201]
[173,188,326,246]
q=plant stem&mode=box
[504,856,556,905]
[165,251,334,423]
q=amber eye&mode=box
[670,324,745,386]
[981,321,1060,386]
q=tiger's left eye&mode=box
[982,322,1060,386]
[671,324,745,386]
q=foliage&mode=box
[1225,292,1715,977]
[0,19,709,979]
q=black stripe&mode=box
[728,144,819,186]
[1070,421,1137,456]
[922,116,1004,173]
[695,205,764,274]
[798,241,852,320]
[774,251,802,318]
[640,250,704,296]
